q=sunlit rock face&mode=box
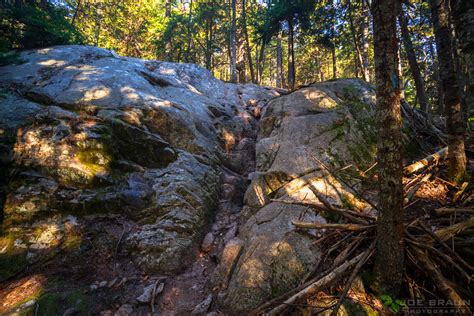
[0,45,278,274]
[219,79,378,312]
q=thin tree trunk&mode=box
[331,38,337,79]
[348,0,364,79]
[429,0,467,180]
[430,38,444,114]
[331,1,337,79]
[361,0,371,82]
[399,10,429,114]
[450,0,474,128]
[71,0,82,26]
[276,31,283,88]
[185,0,193,63]
[287,19,295,90]
[398,42,405,99]
[353,53,359,78]
[205,20,213,70]
[165,0,172,61]
[242,0,255,83]
[315,46,324,82]
[257,40,266,84]
[94,5,101,47]
[230,0,237,83]
[371,0,405,296]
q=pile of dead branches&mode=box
[401,100,447,146]
[252,148,473,315]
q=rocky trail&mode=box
[0,45,277,315]
[0,45,403,315]
[152,91,264,315]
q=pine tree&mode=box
[372,0,405,296]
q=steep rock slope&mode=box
[217,79,379,312]
[0,45,277,288]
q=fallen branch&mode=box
[307,187,372,225]
[410,245,471,315]
[331,241,376,316]
[405,173,431,202]
[113,221,129,272]
[292,221,374,231]
[433,216,474,242]
[308,152,380,211]
[405,238,472,283]
[434,207,474,216]
[453,182,469,203]
[404,147,447,175]
[272,198,375,223]
[312,231,341,245]
[327,233,356,257]
[333,236,364,266]
[418,221,474,273]
[265,250,369,315]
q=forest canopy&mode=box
[0,0,446,112]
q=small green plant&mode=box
[380,294,406,313]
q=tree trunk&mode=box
[276,31,283,88]
[348,0,364,79]
[165,0,172,61]
[315,46,324,82]
[450,0,474,129]
[287,19,295,90]
[94,5,101,47]
[371,0,405,296]
[71,0,82,26]
[429,0,467,180]
[429,38,444,114]
[361,0,371,82]
[399,10,429,114]
[185,0,193,63]
[230,0,237,83]
[242,0,255,83]
[205,19,213,70]
[331,40,337,79]
[331,1,337,79]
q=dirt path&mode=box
[148,90,263,315]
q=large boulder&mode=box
[0,45,278,276]
[218,79,378,312]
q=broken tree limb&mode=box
[434,207,474,216]
[333,236,364,266]
[418,221,474,273]
[265,250,369,316]
[331,241,376,316]
[404,147,448,174]
[309,152,380,212]
[400,100,447,144]
[405,238,472,283]
[271,198,375,224]
[292,221,374,231]
[308,186,374,225]
[405,173,431,202]
[410,245,471,315]
[433,216,474,242]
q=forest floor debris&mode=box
[252,145,474,315]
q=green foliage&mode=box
[36,290,89,315]
[0,2,82,52]
[0,51,23,67]
[380,294,406,313]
